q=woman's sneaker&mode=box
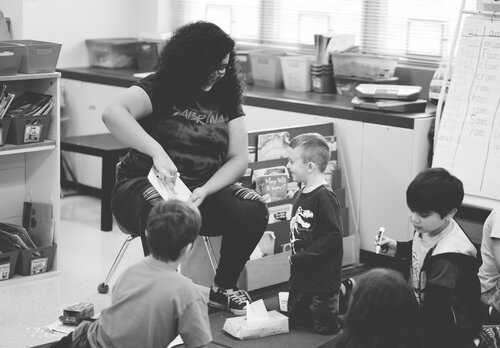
[339,277,356,315]
[209,286,251,315]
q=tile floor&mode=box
[0,195,146,348]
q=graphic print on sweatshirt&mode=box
[290,206,314,254]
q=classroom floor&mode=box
[0,195,369,348]
[0,195,147,348]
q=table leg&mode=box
[101,153,119,231]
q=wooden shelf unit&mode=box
[0,72,61,282]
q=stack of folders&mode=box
[4,91,55,118]
[0,222,37,254]
[0,84,15,119]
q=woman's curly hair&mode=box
[155,21,244,115]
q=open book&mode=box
[147,167,191,201]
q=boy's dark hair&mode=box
[337,268,427,348]
[289,133,330,172]
[155,21,244,115]
[406,167,464,218]
[146,200,201,262]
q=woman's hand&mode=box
[374,234,397,256]
[152,151,178,192]
[190,187,208,207]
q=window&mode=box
[170,0,477,67]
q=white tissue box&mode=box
[223,310,289,340]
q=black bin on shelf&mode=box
[0,250,20,280]
[0,117,12,146]
[15,244,57,276]
[6,114,52,145]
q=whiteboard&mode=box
[433,15,500,209]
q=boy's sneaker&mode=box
[209,286,251,316]
[339,277,356,315]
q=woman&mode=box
[102,21,268,315]
[335,268,427,348]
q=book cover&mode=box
[22,201,54,248]
[255,173,288,203]
[268,204,293,224]
[324,135,337,151]
[252,165,290,183]
[257,131,290,161]
[147,166,191,201]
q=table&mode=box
[61,133,129,231]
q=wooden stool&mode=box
[61,133,129,231]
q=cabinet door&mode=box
[359,124,415,250]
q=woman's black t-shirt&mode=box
[117,73,245,190]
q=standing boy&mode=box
[51,200,212,348]
[286,133,347,335]
[377,168,481,348]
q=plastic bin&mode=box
[235,51,253,84]
[0,117,11,146]
[249,51,286,88]
[311,63,334,93]
[0,250,19,280]
[0,42,24,75]
[280,55,315,92]
[5,40,61,73]
[137,41,159,72]
[331,52,398,79]
[15,244,56,276]
[6,114,52,145]
[86,38,139,69]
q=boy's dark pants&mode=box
[111,179,269,289]
[288,289,341,335]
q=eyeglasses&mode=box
[215,64,228,74]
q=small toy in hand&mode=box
[59,302,94,326]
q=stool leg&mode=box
[203,236,219,274]
[98,235,138,294]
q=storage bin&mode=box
[0,42,24,75]
[311,63,334,93]
[0,117,11,146]
[86,38,139,69]
[136,41,159,72]
[0,250,19,280]
[5,40,61,73]
[15,244,56,276]
[331,52,398,79]
[280,55,315,92]
[235,51,253,84]
[238,250,291,291]
[334,76,399,96]
[249,51,286,88]
[6,114,52,145]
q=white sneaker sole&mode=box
[208,300,246,316]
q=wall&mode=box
[0,0,163,67]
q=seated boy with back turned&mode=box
[286,133,353,335]
[377,167,481,348]
[51,200,212,348]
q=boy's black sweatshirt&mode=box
[396,228,482,348]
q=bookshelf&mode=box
[237,122,353,291]
[0,72,60,283]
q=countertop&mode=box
[57,66,435,129]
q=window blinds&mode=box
[169,0,477,67]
